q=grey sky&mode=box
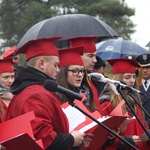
[125,0,150,49]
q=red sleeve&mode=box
[6,85,70,149]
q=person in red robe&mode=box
[99,58,150,150]
[1,46,20,71]
[0,59,13,150]
[56,46,86,104]
[56,46,93,148]
[66,36,108,150]
[66,36,102,114]
[0,58,14,121]
[5,37,86,150]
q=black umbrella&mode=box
[17,14,119,49]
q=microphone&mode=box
[88,73,142,93]
[44,79,82,100]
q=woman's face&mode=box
[67,65,85,88]
[122,73,136,87]
[0,72,14,89]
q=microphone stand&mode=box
[68,99,138,150]
[128,92,150,119]
[116,83,150,139]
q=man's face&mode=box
[0,72,14,89]
[13,55,20,65]
[81,52,97,72]
[142,66,150,80]
[43,56,60,79]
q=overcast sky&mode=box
[125,0,150,49]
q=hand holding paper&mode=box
[79,133,94,149]
[61,100,127,149]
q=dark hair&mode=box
[94,56,106,69]
[56,66,70,103]
[56,66,97,111]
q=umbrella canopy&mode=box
[96,38,149,60]
[145,41,150,47]
[17,14,119,49]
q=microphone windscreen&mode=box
[119,80,127,90]
[88,73,103,81]
[44,79,58,92]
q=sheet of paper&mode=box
[62,106,86,132]
[61,100,127,150]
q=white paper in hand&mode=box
[62,106,86,132]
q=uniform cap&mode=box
[58,47,84,67]
[66,36,98,53]
[16,37,61,61]
[135,53,150,67]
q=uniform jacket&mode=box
[140,84,150,126]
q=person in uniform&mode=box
[136,53,150,127]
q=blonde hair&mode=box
[110,73,142,132]
[111,73,141,108]
[27,56,53,67]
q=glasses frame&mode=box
[68,69,86,76]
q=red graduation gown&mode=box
[0,99,8,122]
[100,100,150,150]
[6,84,69,149]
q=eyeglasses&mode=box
[68,69,86,76]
